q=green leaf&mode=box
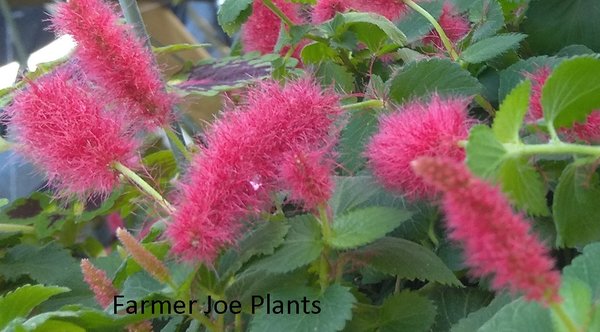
[346,291,436,332]
[249,284,355,332]
[396,0,444,43]
[388,58,482,104]
[467,0,505,41]
[329,176,383,216]
[462,34,526,64]
[493,80,531,144]
[331,12,407,47]
[553,163,600,247]
[563,242,600,300]
[354,237,462,286]
[338,111,378,173]
[498,56,561,102]
[430,287,494,331]
[497,157,549,216]
[316,62,355,93]
[478,298,552,332]
[0,198,7,208]
[450,294,513,332]
[248,215,323,274]
[542,56,600,129]
[121,272,164,301]
[218,221,290,278]
[301,42,337,64]
[550,277,592,332]
[329,207,411,249]
[0,285,69,330]
[217,0,253,35]
[466,125,507,178]
[523,0,600,54]
[152,43,209,54]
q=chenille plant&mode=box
[2,0,600,331]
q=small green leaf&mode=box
[497,157,549,216]
[354,237,462,286]
[553,163,600,247]
[248,215,323,274]
[0,284,69,330]
[493,80,531,144]
[121,272,164,301]
[301,42,337,64]
[550,277,592,332]
[466,125,507,178]
[430,287,494,331]
[467,0,505,41]
[462,34,526,64]
[388,58,482,104]
[338,111,378,173]
[152,43,209,54]
[0,198,7,208]
[563,242,600,300]
[478,298,552,332]
[329,207,411,249]
[450,294,513,332]
[542,57,600,129]
[249,284,355,332]
[331,12,407,47]
[217,0,253,35]
[329,176,383,216]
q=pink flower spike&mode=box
[6,67,139,197]
[168,78,342,263]
[52,0,174,128]
[423,2,470,50]
[80,259,119,308]
[412,157,561,305]
[525,66,552,122]
[242,0,304,55]
[351,0,410,21]
[366,94,472,200]
[312,0,351,23]
[280,148,335,211]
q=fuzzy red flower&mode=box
[280,148,335,210]
[312,0,351,23]
[6,67,138,197]
[526,66,551,122]
[81,259,119,308]
[423,2,470,49]
[366,95,472,200]
[52,0,173,128]
[242,0,304,55]
[412,157,561,304]
[352,0,410,21]
[168,78,342,262]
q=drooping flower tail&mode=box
[81,259,119,308]
[168,78,342,262]
[412,157,561,304]
[116,228,170,283]
[52,0,173,128]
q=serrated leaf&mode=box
[329,207,411,249]
[329,176,382,216]
[331,12,407,47]
[498,157,549,216]
[121,272,164,301]
[397,0,444,43]
[0,285,69,330]
[338,110,378,173]
[249,284,355,332]
[553,163,600,247]
[462,34,526,64]
[466,125,507,178]
[524,0,600,54]
[478,298,552,332]
[316,62,355,93]
[217,0,253,35]
[430,287,494,331]
[247,215,323,274]
[542,56,600,129]
[467,0,505,41]
[301,41,337,64]
[388,58,481,104]
[493,80,531,144]
[498,56,562,102]
[563,242,600,300]
[354,237,462,286]
[450,294,513,332]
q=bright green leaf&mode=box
[466,125,507,178]
[217,0,253,35]
[462,34,526,64]
[301,42,337,64]
[354,237,462,286]
[329,207,411,249]
[550,277,592,332]
[0,285,69,330]
[497,157,549,216]
[493,80,531,143]
[331,12,407,47]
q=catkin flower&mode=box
[312,0,351,23]
[422,2,470,49]
[5,67,138,197]
[116,228,170,283]
[366,95,472,200]
[280,148,335,210]
[168,78,342,262]
[81,259,119,308]
[412,157,561,304]
[352,0,410,21]
[52,0,173,128]
[242,0,304,55]
[127,321,153,332]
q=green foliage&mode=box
[217,0,253,35]
[466,125,507,178]
[493,80,531,143]
[0,285,69,330]
[462,33,526,64]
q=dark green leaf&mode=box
[354,237,462,286]
[462,34,526,64]
[498,56,561,102]
[338,111,378,173]
[450,294,513,332]
[217,0,253,35]
[329,176,383,216]
[430,287,494,331]
[478,298,552,332]
[563,242,600,300]
[388,58,481,104]
[329,207,412,249]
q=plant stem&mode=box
[262,0,294,28]
[550,303,581,332]
[341,99,384,111]
[0,224,34,234]
[164,126,192,161]
[234,314,243,332]
[112,161,174,213]
[474,94,496,116]
[216,313,225,332]
[189,311,219,332]
[318,205,332,240]
[504,142,600,159]
[403,0,459,60]
[118,0,151,49]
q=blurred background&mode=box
[0,0,230,202]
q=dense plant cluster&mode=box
[1,0,600,331]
